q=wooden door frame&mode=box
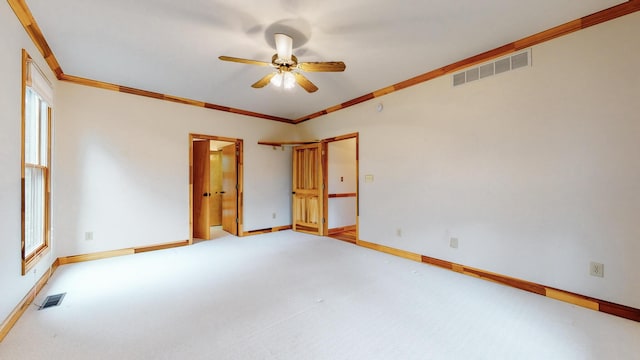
[189,133,244,244]
[321,132,359,240]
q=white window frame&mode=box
[22,49,53,275]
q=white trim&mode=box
[27,60,53,105]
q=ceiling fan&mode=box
[219,33,346,93]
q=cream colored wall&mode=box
[54,82,294,256]
[0,1,59,323]
[299,12,640,308]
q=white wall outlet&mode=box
[590,262,604,277]
[85,231,93,241]
[396,228,402,237]
[450,237,459,249]
[272,212,276,219]
[365,175,374,183]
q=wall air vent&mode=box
[453,49,531,87]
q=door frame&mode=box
[321,132,359,240]
[189,133,244,244]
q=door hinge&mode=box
[322,218,326,224]
[236,218,239,223]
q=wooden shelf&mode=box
[258,140,318,147]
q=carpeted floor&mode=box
[1,230,638,359]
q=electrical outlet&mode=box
[396,228,402,237]
[85,231,93,241]
[590,262,604,277]
[450,237,459,249]
[272,212,276,219]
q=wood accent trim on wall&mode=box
[242,225,293,237]
[57,240,189,265]
[8,0,63,79]
[356,239,423,262]
[328,193,357,198]
[1,238,189,342]
[355,239,640,322]
[7,0,293,123]
[60,74,294,124]
[0,258,59,342]
[9,0,639,125]
[328,225,356,235]
[293,1,640,124]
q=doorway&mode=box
[326,136,358,243]
[190,134,243,243]
[291,133,358,242]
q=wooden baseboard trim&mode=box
[356,240,640,322]
[0,259,59,342]
[356,239,422,262]
[134,240,190,254]
[58,240,190,265]
[2,239,190,342]
[243,225,293,237]
[58,248,134,265]
[328,225,357,235]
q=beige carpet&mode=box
[1,230,638,359]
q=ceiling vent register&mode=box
[453,49,531,87]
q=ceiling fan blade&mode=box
[298,61,346,72]
[218,56,272,67]
[251,73,276,88]
[293,72,318,93]
[274,33,293,62]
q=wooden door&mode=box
[292,143,325,235]
[209,151,222,226]
[193,140,211,239]
[221,144,238,235]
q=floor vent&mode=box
[453,49,531,87]
[39,293,66,310]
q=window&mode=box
[22,50,53,275]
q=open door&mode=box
[221,143,238,235]
[292,143,325,236]
[193,140,211,239]
[210,151,223,226]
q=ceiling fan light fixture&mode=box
[270,72,284,87]
[219,32,344,93]
[274,33,293,63]
[283,72,296,89]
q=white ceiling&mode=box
[26,0,624,120]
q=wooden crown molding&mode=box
[7,0,63,79]
[7,0,293,124]
[293,0,640,124]
[59,74,294,124]
[8,0,640,124]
